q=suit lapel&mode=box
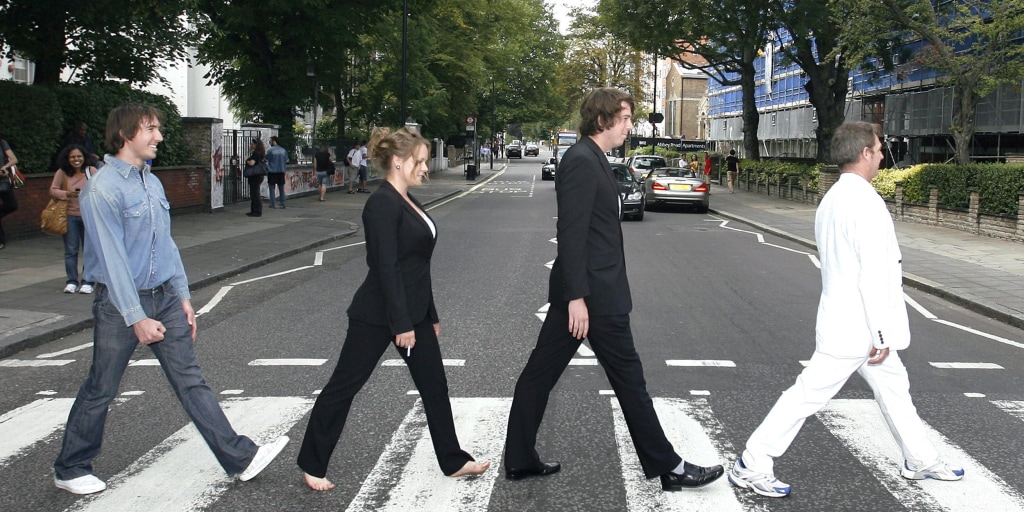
[382,181,436,244]
[582,138,622,216]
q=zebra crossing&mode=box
[2,390,1023,511]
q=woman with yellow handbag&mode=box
[50,144,99,293]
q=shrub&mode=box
[0,81,62,173]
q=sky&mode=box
[548,0,596,34]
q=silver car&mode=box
[641,167,709,213]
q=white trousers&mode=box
[742,350,939,476]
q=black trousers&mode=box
[297,317,473,478]
[504,307,681,478]
[0,187,17,245]
[247,175,263,215]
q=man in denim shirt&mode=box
[53,103,289,495]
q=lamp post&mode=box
[489,75,495,169]
[307,65,317,150]
[401,0,409,124]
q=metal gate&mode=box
[222,129,263,204]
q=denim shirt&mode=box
[80,155,190,326]
[266,145,288,173]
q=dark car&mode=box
[625,154,667,178]
[611,163,645,221]
[641,166,709,212]
[506,144,522,158]
[524,143,540,157]
[541,157,556,180]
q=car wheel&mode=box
[699,202,709,213]
[634,208,644,221]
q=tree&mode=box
[838,0,1024,165]
[0,0,191,86]
[599,0,772,159]
[559,6,644,117]
[770,0,851,163]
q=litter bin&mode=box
[466,164,477,180]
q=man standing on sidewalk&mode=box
[266,136,288,208]
[727,121,963,498]
[504,88,724,491]
[53,103,288,495]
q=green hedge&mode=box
[0,81,62,173]
[0,81,186,174]
[875,164,1024,215]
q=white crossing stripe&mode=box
[345,398,511,512]
[128,359,161,366]
[0,398,75,467]
[381,359,465,367]
[577,343,595,357]
[611,398,744,511]
[991,400,1024,423]
[569,359,599,366]
[0,359,75,367]
[37,343,93,358]
[818,399,1024,511]
[665,360,736,367]
[67,396,313,512]
[247,358,328,366]
[929,362,1003,369]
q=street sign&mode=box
[466,116,476,125]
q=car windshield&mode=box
[635,158,666,168]
[612,167,633,183]
[647,168,691,178]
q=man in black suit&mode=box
[503,88,724,491]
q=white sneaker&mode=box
[79,284,94,294]
[54,474,107,494]
[728,457,791,498]
[901,459,964,481]
[237,436,289,482]
[63,283,77,294]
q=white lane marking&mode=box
[319,241,368,252]
[0,398,76,467]
[690,390,711,396]
[345,398,511,512]
[545,259,554,269]
[314,251,324,266]
[128,359,161,366]
[37,390,58,395]
[929,362,1004,369]
[121,391,145,396]
[0,359,74,367]
[426,169,507,210]
[220,390,244,395]
[247,358,328,366]
[666,360,737,367]
[196,285,233,317]
[808,254,821,268]
[599,390,616,395]
[406,390,419,395]
[569,359,598,366]
[931,319,1024,350]
[381,359,465,367]
[232,265,313,286]
[68,396,313,512]
[904,293,937,320]
[799,360,811,366]
[549,237,558,244]
[612,398,744,511]
[992,400,1024,422]
[37,343,93,358]
[964,393,986,398]
[577,343,595,357]
[819,399,1024,511]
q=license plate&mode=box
[669,184,692,191]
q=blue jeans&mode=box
[267,172,285,207]
[63,215,92,286]
[54,282,258,479]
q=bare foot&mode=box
[303,472,335,491]
[450,460,491,477]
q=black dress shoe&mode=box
[505,461,561,480]
[660,462,724,490]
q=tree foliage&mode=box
[0,0,191,86]
[598,0,772,158]
[837,0,1024,165]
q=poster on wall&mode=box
[211,121,224,210]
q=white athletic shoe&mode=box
[728,457,791,498]
[901,459,964,481]
[54,474,107,495]
[78,284,94,294]
[238,436,289,481]
[63,283,77,294]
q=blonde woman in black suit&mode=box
[297,127,490,491]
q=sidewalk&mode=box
[0,164,499,358]
[2,166,1021,359]
[709,187,1024,331]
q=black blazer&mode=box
[548,137,632,316]
[347,181,439,334]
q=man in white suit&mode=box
[728,122,963,498]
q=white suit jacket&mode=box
[814,173,910,358]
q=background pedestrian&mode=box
[50,144,98,293]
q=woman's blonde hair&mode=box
[367,127,428,177]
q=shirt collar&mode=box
[104,154,150,178]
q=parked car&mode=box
[541,157,556,180]
[506,144,523,158]
[611,163,645,221]
[641,167,709,212]
[625,154,667,178]
[524,143,540,157]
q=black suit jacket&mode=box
[548,137,632,315]
[347,181,439,334]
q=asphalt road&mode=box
[2,155,1024,511]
